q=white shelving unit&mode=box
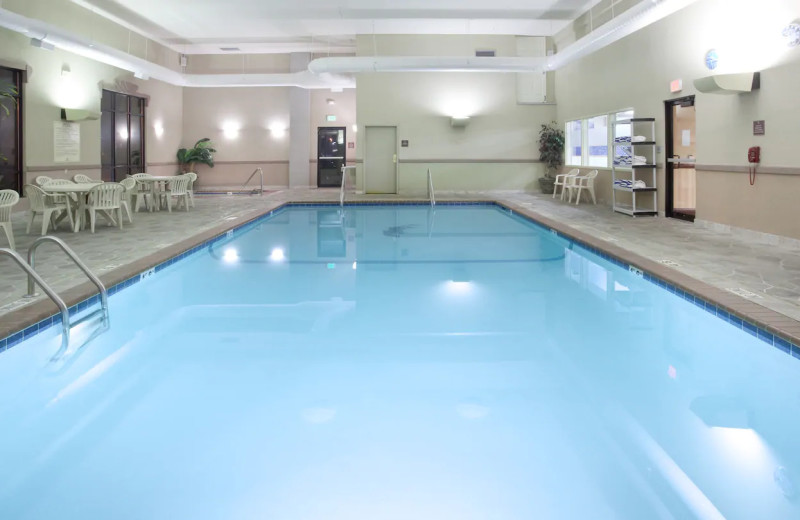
[612,118,658,217]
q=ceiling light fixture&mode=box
[783,23,800,47]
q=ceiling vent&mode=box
[475,49,496,57]
[220,47,241,52]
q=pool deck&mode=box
[2,188,800,348]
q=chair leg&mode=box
[123,201,133,223]
[90,209,96,233]
[118,208,124,230]
[166,195,172,213]
[184,194,189,211]
[590,187,596,204]
[1,222,14,250]
[574,187,582,205]
[26,211,35,234]
[552,185,558,199]
[41,209,51,235]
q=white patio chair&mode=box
[119,177,136,223]
[566,169,599,205]
[553,169,580,200]
[34,176,52,187]
[35,176,73,204]
[0,189,19,249]
[130,173,154,212]
[73,173,99,183]
[24,184,73,235]
[185,172,197,208]
[161,175,191,212]
[85,183,124,233]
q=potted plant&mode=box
[537,122,565,194]
[177,138,216,173]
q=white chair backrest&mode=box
[0,189,19,222]
[120,178,137,192]
[34,176,52,187]
[584,169,599,181]
[24,184,54,211]
[88,183,124,209]
[73,173,96,183]
[130,173,152,179]
[567,168,580,177]
[185,172,197,189]
[46,179,74,186]
[168,175,190,196]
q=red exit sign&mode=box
[670,79,683,93]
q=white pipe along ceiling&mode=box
[0,0,701,88]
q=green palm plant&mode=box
[177,138,216,173]
[537,121,565,194]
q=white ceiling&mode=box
[74,0,601,54]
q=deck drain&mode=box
[660,259,681,267]
[726,288,762,299]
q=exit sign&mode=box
[670,79,683,93]
[326,115,337,122]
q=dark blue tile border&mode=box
[2,200,799,362]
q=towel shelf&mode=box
[612,117,658,218]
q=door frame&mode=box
[364,125,398,194]
[664,95,696,222]
[317,126,346,187]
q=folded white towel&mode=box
[634,155,646,162]
[633,180,647,189]
[631,135,647,142]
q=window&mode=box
[566,120,582,166]
[565,109,633,168]
[0,67,22,193]
[101,90,145,181]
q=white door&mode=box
[365,126,397,194]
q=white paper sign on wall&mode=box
[54,121,80,162]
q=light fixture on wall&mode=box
[222,121,240,139]
[153,121,164,138]
[30,37,54,51]
[269,122,287,138]
[326,98,336,105]
[450,116,470,128]
[783,22,800,47]
[351,124,357,133]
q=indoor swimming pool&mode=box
[1,204,799,519]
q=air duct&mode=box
[183,70,355,89]
[543,0,703,72]
[308,56,546,74]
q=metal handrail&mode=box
[0,247,71,352]
[427,168,436,207]
[27,236,109,330]
[239,167,264,195]
[340,165,356,207]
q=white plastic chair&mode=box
[85,183,124,233]
[553,169,580,200]
[35,176,73,204]
[24,184,73,235]
[566,169,599,205]
[34,176,52,187]
[0,189,19,249]
[119,178,136,223]
[185,172,197,208]
[161,175,191,212]
[73,173,99,184]
[130,173,154,212]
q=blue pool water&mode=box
[1,205,799,519]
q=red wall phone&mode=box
[748,146,760,185]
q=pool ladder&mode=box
[0,236,109,360]
[340,165,357,206]
[239,167,264,195]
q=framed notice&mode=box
[54,121,81,162]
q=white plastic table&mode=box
[42,183,103,232]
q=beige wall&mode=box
[555,0,800,238]
[0,26,182,185]
[181,87,291,188]
[355,35,552,195]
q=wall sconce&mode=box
[269,122,287,138]
[450,116,470,128]
[153,121,164,138]
[222,121,240,139]
[783,22,800,47]
[326,98,336,105]
[351,124,358,133]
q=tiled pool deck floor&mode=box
[1,188,799,343]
